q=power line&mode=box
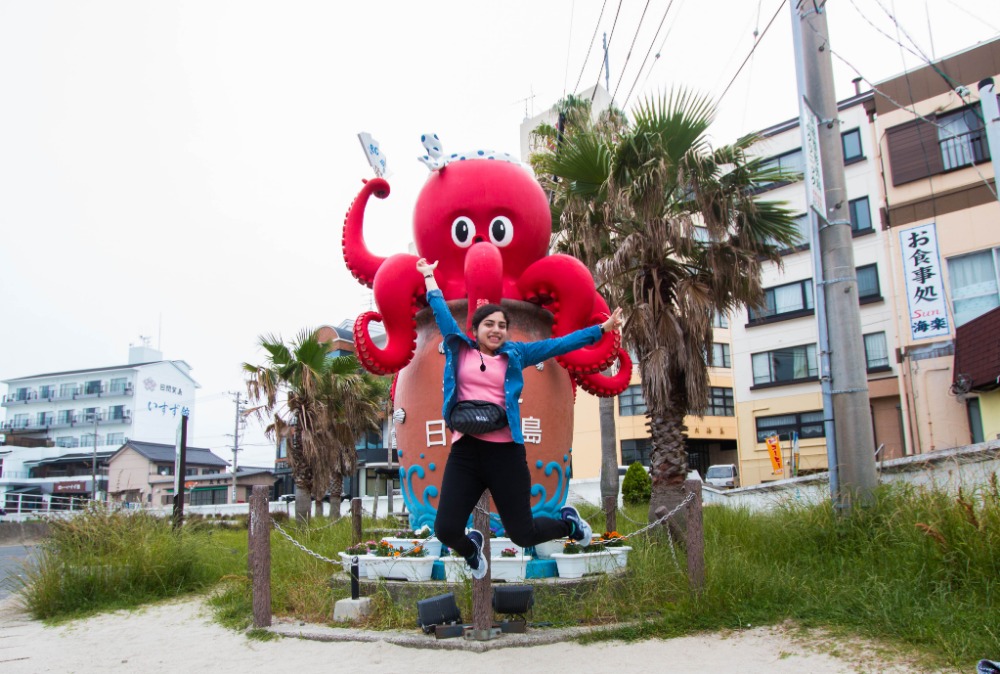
[562,0,577,97]
[621,0,678,110]
[718,0,787,104]
[610,0,654,103]
[637,0,689,97]
[943,0,1000,33]
[591,0,625,103]
[572,0,608,94]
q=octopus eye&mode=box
[489,216,513,247]
[451,216,474,248]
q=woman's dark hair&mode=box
[470,304,510,332]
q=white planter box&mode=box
[439,556,470,582]
[488,537,524,558]
[338,552,377,576]
[366,555,436,582]
[532,539,565,559]
[491,555,532,582]
[379,537,442,558]
[552,549,629,579]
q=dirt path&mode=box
[0,594,937,673]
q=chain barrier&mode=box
[272,519,339,565]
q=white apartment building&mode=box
[733,90,903,486]
[1,344,199,501]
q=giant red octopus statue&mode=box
[341,142,632,396]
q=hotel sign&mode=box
[53,480,88,494]
[899,223,950,340]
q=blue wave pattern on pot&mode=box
[400,451,571,534]
[400,464,439,530]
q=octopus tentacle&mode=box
[342,177,391,289]
[464,242,503,331]
[571,348,633,397]
[354,254,424,375]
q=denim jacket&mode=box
[427,289,603,444]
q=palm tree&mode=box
[530,95,628,531]
[243,329,387,522]
[536,89,799,530]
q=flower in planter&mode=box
[561,540,588,555]
[599,531,627,547]
[374,540,398,557]
[500,547,518,558]
[397,524,432,540]
[399,544,427,558]
[345,542,373,556]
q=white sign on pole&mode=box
[357,132,387,177]
[800,100,825,215]
[899,223,950,340]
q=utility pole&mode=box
[790,1,877,509]
[231,392,244,505]
[90,410,101,502]
[602,32,610,93]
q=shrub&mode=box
[621,461,651,505]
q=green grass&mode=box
[17,482,1000,669]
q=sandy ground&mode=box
[0,593,939,674]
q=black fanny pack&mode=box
[449,400,508,436]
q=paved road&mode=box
[0,545,33,600]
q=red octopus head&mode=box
[413,159,550,297]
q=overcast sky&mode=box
[2,1,998,467]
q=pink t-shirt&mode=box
[453,344,513,443]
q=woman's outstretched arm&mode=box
[418,257,461,337]
[520,307,625,366]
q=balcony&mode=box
[2,391,38,406]
[939,128,990,171]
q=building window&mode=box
[857,264,881,301]
[355,429,383,450]
[12,413,29,428]
[109,377,128,394]
[56,436,79,448]
[59,383,78,398]
[157,464,174,476]
[938,107,988,170]
[107,405,126,421]
[759,148,805,190]
[841,128,864,163]
[755,410,825,442]
[864,332,891,371]
[36,412,53,426]
[947,248,999,326]
[701,387,735,417]
[277,438,288,459]
[751,344,818,386]
[57,410,74,424]
[84,380,102,395]
[708,343,731,368]
[712,312,729,329]
[81,433,104,447]
[771,213,810,252]
[620,438,652,466]
[39,385,55,399]
[190,488,228,506]
[618,385,647,417]
[848,196,873,233]
[81,407,100,422]
[106,432,124,446]
[14,387,30,401]
[749,279,813,323]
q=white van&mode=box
[705,464,739,489]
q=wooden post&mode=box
[603,495,617,533]
[351,497,363,546]
[684,479,704,593]
[249,485,272,628]
[471,491,492,633]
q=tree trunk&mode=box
[647,401,689,541]
[328,472,344,521]
[294,483,310,525]
[313,492,324,519]
[598,395,619,533]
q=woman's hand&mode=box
[416,258,438,277]
[600,307,624,334]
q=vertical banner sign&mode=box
[766,434,784,475]
[899,223,950,340]
[172,411,188,528]
[800,100,826,215]
[791,431,800,478]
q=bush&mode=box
[621,461,651,505]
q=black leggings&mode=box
[434,435,572,558]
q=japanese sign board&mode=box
[799,100,825,215]
[766,435,783,475]
[358,132,387,177]
[899,223,950,340]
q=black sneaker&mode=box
[561,506,593,548]
[465,530,488,580]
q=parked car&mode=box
[705,464,739,489]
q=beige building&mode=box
[108,439,273,506]
[866,37,1000,453]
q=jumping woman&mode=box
[418,257,624,578]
